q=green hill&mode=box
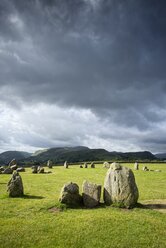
[0,151,31,165]
[22,146,157,164]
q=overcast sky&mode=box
[0,0,166,153]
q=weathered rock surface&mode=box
[0,166,4,172]
[59,182,82,206]
[47,160,53,168]
[103,162,110,168]
[16,167,25,172]
[3,167,13,174]
[90,162,95,168]
[9,159,17,167]
[11,164,18,170]
[84,163,88,168]
[32,166,38,174]
[7,171,24,197]
[103,162,139,208]
[134,162,139,170]
[143,166,149,171]
[38,166,44,173]
[82,181,101,208]
[64,161,68,169]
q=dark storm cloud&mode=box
[0,0,166,152]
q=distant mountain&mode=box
[155,153,166,159]
[31,148,49,157]
[0,151,32,165]
[120,151,156,160]
[0,147,157,166]
[21,146,157,165]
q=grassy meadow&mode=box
[0,163,166,248]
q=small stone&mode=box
[103,162,110,168]
[84,163,88,168]
[38,166,44,173]
[47,160,53,168]
[82,180,101,208]
[59,182,82,206]
[11,164,18,170]
[16,167,25,172]
[110,162,121,171]
[7,171,24,197]
[91,162,95,168]
[155,169,161,172]
[0,166,4,172]
[143,166,149,171]
[32,166,38,174]
[134,162,139,170]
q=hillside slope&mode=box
[22,147,157,164]
[0,151,31,165]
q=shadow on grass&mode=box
[136,202,166,212]
[0,182,6,184]
[66,202,107,210]
[48,202,107,213]
[23,194,45,200]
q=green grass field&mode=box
[0,163,166,248]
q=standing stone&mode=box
[9,159,17,167]
[3,167,13,174]
[134,162,139,170]
[90,162,95,168]
[59,182,82,206]
[82,180,101,208]
[38,166,44,173]
[47,160,53,168]
[64,161,68,169]
[11,164,18,170]
[16,167,25,172]
[142,166,149,171]
[103,162,139,208]
[103,161,110,168]
[7,171,24,197]
[32,166,38,174]
[80,165,83,168]
[84,163,88,168]
[0,166,4,172]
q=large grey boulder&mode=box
[7,171,24,197]
[82,181,101,208]
[103,162,139,208]
[59,182,82,206]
